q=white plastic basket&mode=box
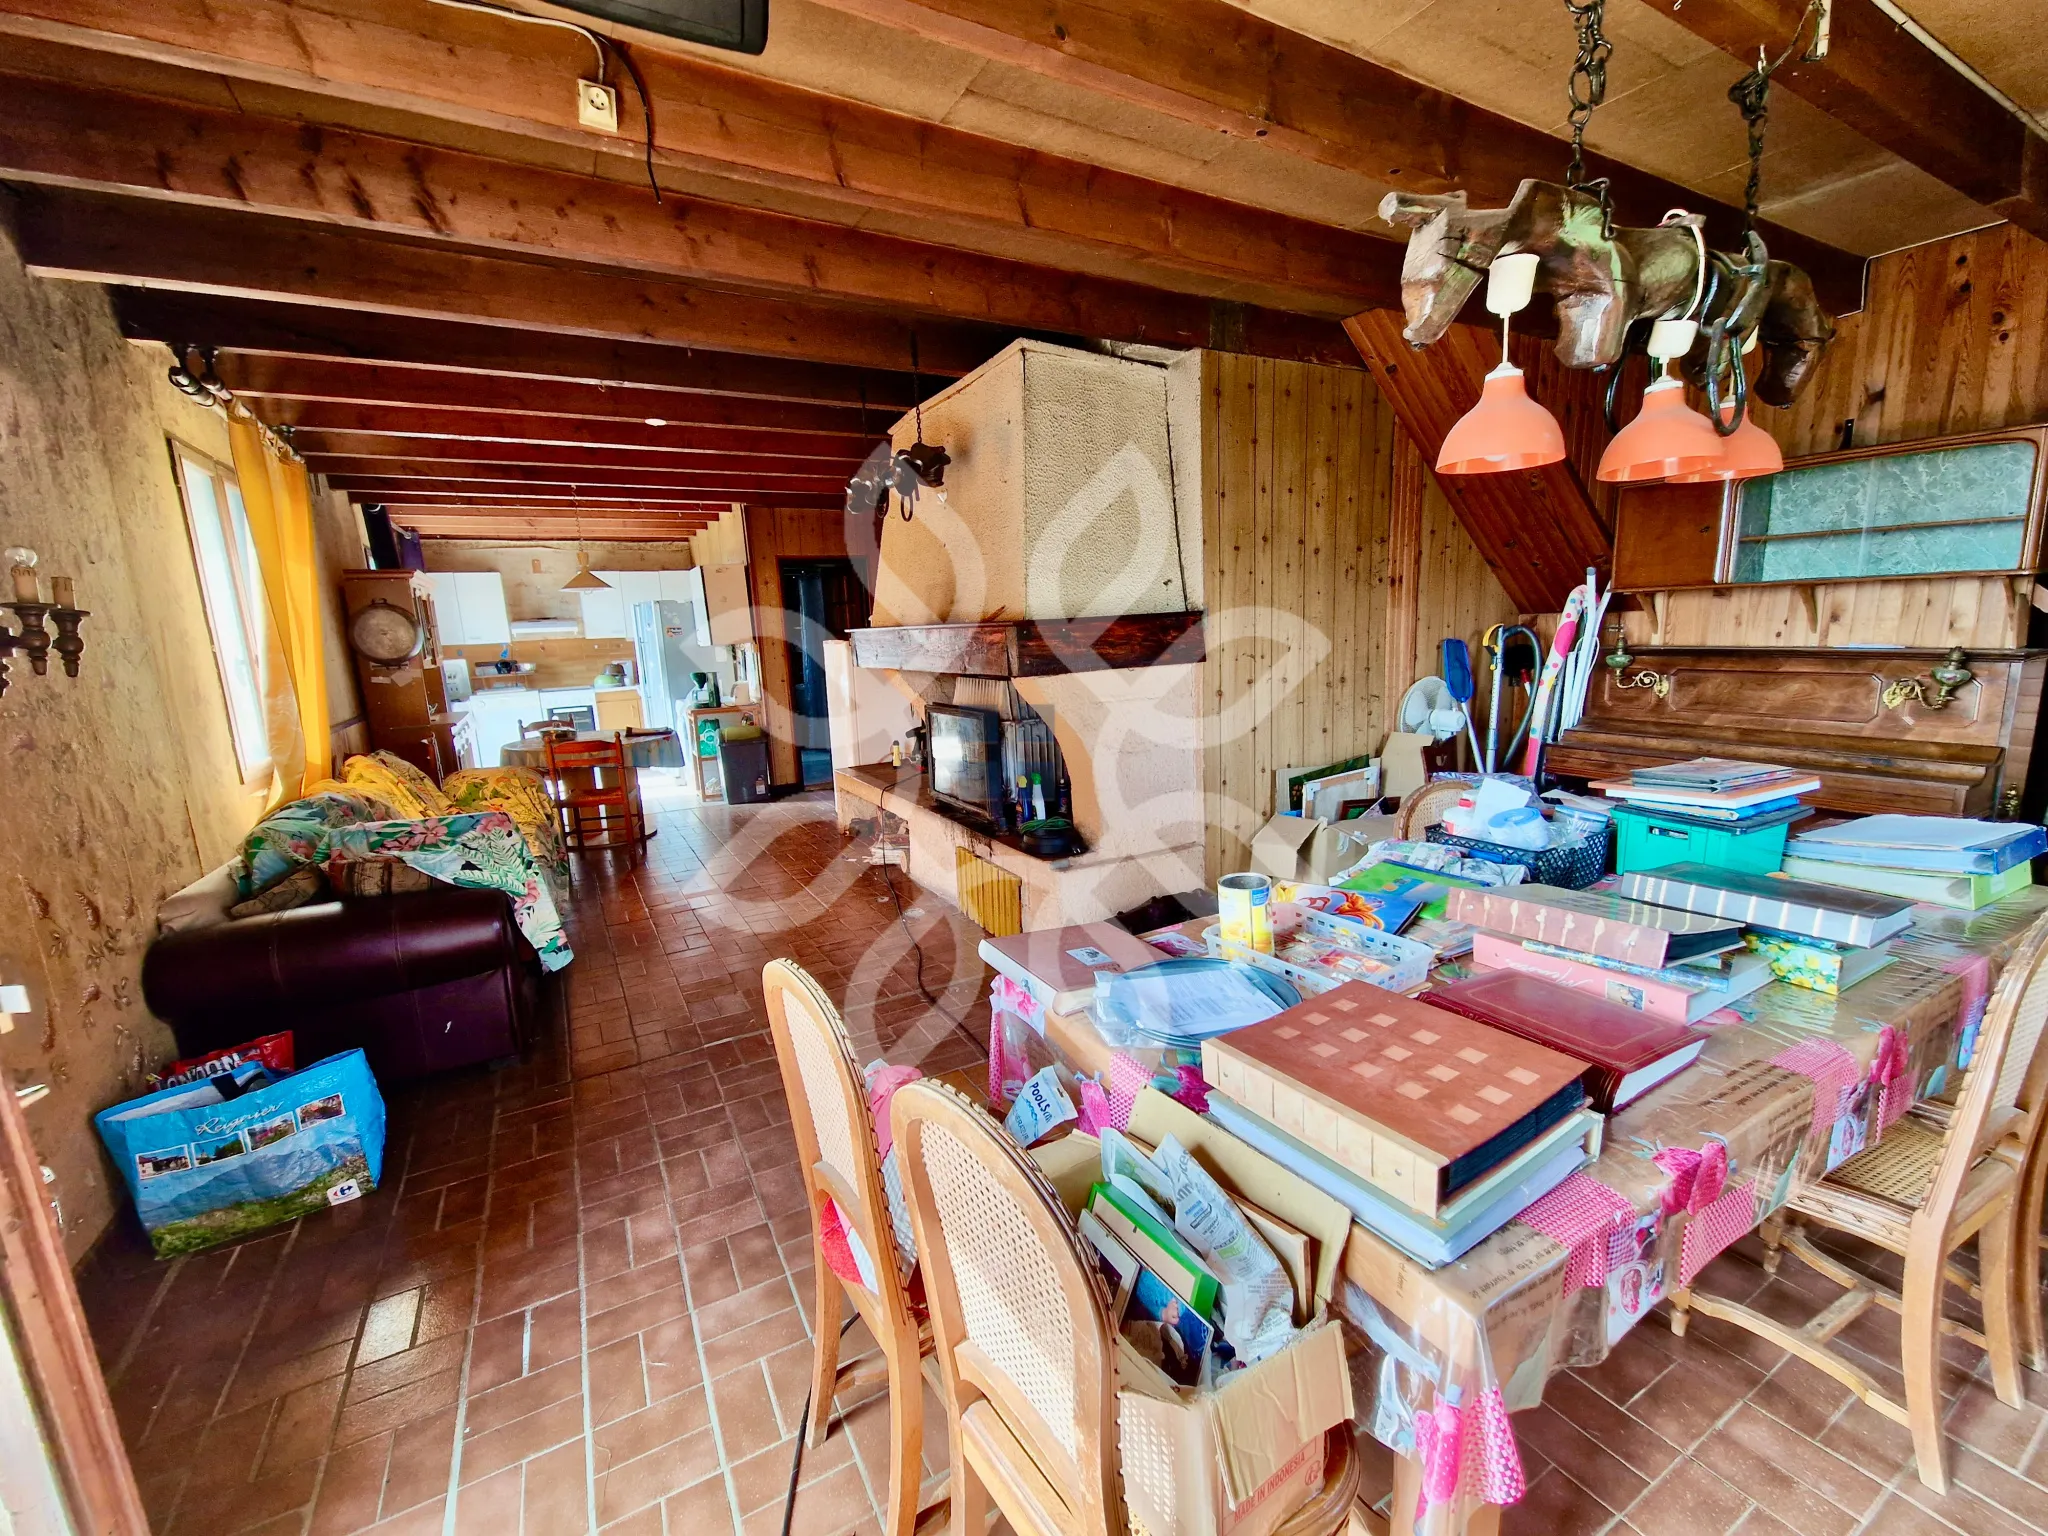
[1202,909,1433,997]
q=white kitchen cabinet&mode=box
[464,688,546,767]
[658,569,700,605]
[579,584,629,639]
[425,574,462,646]
[428,572,512,645]
[612,571,663,619]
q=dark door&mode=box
[780,559,861,773]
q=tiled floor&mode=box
[71,781,2048,1535]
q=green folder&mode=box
[1086,1183,1220,1318]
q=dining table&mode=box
[500,729,682,844]
[1009,886,2048,1535]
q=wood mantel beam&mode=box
[16,189,1012,375]
[1647,0,2048,241]
[799,0,1868,313]
[0,72,1362,363]
[0,0,1403,316]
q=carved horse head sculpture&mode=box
[1379,179,1834,412]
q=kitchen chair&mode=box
[761,960,947,1536]
[1669,913,2048,1493]
[888,1078,1360,1536]
[542,732,648,851]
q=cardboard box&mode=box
[1249,813,1386,883]
[1113,1091,1357,1536]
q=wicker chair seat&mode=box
[1792,1117,2015,1254]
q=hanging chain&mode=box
[1728,0,1829,237]
[1562,0,1612,194]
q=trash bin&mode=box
[719,728,773,804]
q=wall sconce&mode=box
[2,548,89,697]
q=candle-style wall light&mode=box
[1,548,88,697]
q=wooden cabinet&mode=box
[578,585,629,639]
[1547,646,2048,816]
[426,572,511,645]
[343,570,460,778]
[700,563,754,646]
[1614,426,2048,592]
[595,688,645,732]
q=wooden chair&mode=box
[888,1078,1360,1536]
[542,732,648,851]
[761,960,947,1536]
[1669,913,2048,1493]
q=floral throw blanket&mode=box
[234,795,573,972]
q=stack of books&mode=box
[1617,863,1913,992]
[1199,983,1602,1267]
[1779,815,2044,911]
[1447,884,1770,1026]
[1594,758,1821,827]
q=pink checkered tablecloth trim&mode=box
[1941,952,1992,1067]
[1677,1174,1757,1287]
[1770,1038,1862,1140]
[1105,1052,1152,1130]
[1517,1171,1638,1290]
[1459,1386,1527,1507]
[1874,1024,1914,1130]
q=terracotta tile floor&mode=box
[70,781,2048,1535]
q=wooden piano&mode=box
[1545,646,2047,818]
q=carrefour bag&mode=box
[96,1049,386,1257]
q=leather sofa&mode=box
[142,865,539,1081]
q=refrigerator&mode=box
[632,599,733,733]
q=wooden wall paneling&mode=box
[1614,576,2029,651]
[1301,365,1338,771]
[744,507,860,786]
[1385,426,1428,700]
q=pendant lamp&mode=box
[561,505,612,591]
[1436,253,1567,476]
[1666,399,1784,482]
[1596,313,1724,484]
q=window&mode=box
[171,445,269,779]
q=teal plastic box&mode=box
[1611,804,1790,877]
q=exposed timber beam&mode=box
[0,0,1405,315]
[14,190,1013,374]
[1649,0,2048,241]
[117,293,925,406]
[278,411,868,459]
[213,357,881,434]
[293,439,863,475]
[797,0,1866,312]
[320,462,849,492]
[0,74,1365,361]
[359,491,844,511]
[407,519,714,541]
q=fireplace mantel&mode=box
[847,611,1203,678]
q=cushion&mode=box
[301,776,404,819]
[227,864,329,919]
[234,791,389,898]
[441,767,567,892]
[340,751,455,819]
[329,859,437,897]
[158,865,243,933]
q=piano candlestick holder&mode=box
[1,549,88,697]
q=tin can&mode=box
[1217,872,1275,953]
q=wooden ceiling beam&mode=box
[294,438,863,475]
[408,521,713,541]
[17,188,1011,374]
[214,357,881,434]
[320,461,849,492]
[801,0,1866,313]
[0,74,1364,360]
[354,489,844,510]
[1648,0,2048,241]
[117,294,923,406]
[279,411,868,460]
[0,0,1402,315]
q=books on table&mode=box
[1787,816,2046,876]
[1592,773,1823,811]
[1627,758,1802,791]
[979,923,1166,1014]
[1466,933,1770,1026]
[1743,932,1894,995]
[1426,970,1708,1112]
[1445,883,1742,967]
[1205,1095,1600,1269]
[1616,863,1914,948]
[1778,854,2033,912]
[1200,982,1590,1219]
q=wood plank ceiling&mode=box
[0,0,2038,558]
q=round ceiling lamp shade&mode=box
[1436,362,1568,475]
[1666,402,1785,483]
[1596,375,1723,483]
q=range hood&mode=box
[509,618,582,639]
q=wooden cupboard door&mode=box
[1613,482,1731,589]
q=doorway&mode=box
[780,558,862,787]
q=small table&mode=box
[686,705,761,800]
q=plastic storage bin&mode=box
[1425,810,1613,889]
[718,732,773,803]
[1610,803,1789,877]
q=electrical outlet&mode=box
[577,79,619,133]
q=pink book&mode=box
[1446,884,1740,968]
[1468,933,1728,1026]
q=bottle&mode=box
[890,739,903,767]
[1030,773,1047,822]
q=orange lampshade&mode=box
[1666,401,1785,482]
[1436,363,1567,475]
[1596,375,1723,483]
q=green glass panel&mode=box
[1733,438,2034,582]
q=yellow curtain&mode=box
[229,416,332,800]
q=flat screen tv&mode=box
[927,704,1008,828]
[551,0,767,53]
